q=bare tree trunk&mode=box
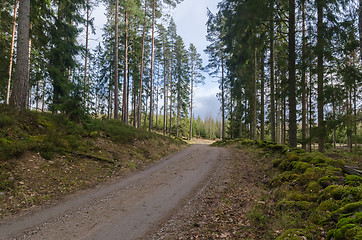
[6,0,18,105]
[317,0,325,153]
[260,53,265,141]
[348,89,353,152]
[156,81,159,130]
[283,95,286,145]
[123,10,129,124]
[144,96,148,127]
[84,0,90,108]
[149,0,156,131]
[114,0,119,119]
[163,44,167,136]
[133,90,137,127]
[288,0,297,147]
[309,61,313,152]
[359,0,361,60]
[301,0,307,150]
[221,53,225,140]
[276,74,280,144]
[354,80,357,150]
[36,76,39,111]
[10,0,30,109]
[250,49,257,140]
[41,80,45,112]
[333,100,336,149]
[27,33,32,109]
[189,62,194,140]
[177,101,180,138]
[169,59,173,137]
[270,0,276,142]
[138,0,147,128]
[230,96,233,139]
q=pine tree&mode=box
[6,0,17,105]
[10,0,30,109]
[114,0,120,119]
[188,43,204,140]
[316,0,325,153]
[359,0,362,60]
[205,9,226,140]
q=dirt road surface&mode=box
[0,143,228,240]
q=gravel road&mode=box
[0,143,228,240]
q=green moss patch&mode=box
[213,138,362,239]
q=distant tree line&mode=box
[205,0,361,152]
[0,0,210,139]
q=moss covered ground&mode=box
[213,139,361,240]
[0,106,185,218]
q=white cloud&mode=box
[172,0,221,120]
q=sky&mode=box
[170,0,221,121]
[90,0,221,121]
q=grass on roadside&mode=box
[0,105,185,218]
[213,139,362,240]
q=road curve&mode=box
[0,144,227,240]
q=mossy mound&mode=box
[0,106,184,162]
[213,138,361,239]
[271,148,361,239]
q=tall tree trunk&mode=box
[288,0,297,147]
[6,0,18,105]
[149,0,156,131]
[114,0,119,119]
[333,100,336,149]
[221,53,225,140]
[27,30,32,109]
[163,44,167,135]
[260,52,265,141]
[359,0,361,60]
[348,89,352,152]
[144,96,148,126]
[270,0,276,142]
[123,10,129,124]
[354,80,357,150]
[317,0,325,153]
[138,0,147,128]
[283,94,286,144]
[36,76,39,111]
[177,97,180,138]
[84,0,89,108]
[41,80,45,112]
[276,74,280,143]
[309,60,313,152]
[169,59,173,137]
[133,89,137,127]
[189,62,194,140]
[10,0,30,109]
[301,0,307,150]
[230,96,233,139]
[156,81,159,129]
[250,49,257,140]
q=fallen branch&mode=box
[343,165,362,176]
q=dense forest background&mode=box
[0,0,224,139]
[0,0,361,148]
[205,0,361,152]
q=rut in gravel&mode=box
[0,143,228,240]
